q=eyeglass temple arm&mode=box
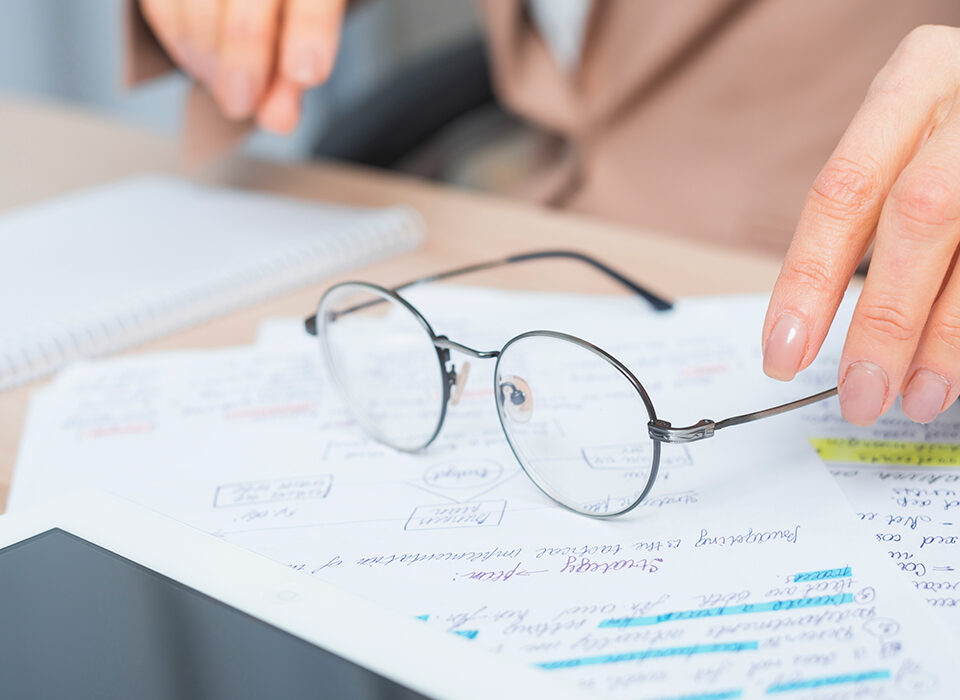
[303,249,672,335]
[648,387,839,443]
[393,251,673,311]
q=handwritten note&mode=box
[810,438,960,467]
[631,291,960,633]
[213,475,334,508]
[10,286,960,698]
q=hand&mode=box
[762,25,960,426]
[139,0,346,133]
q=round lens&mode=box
[494,332,658,516]
[319,283,446,451]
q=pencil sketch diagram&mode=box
[200,453,533,537]
[22,324,707,542]
[200,442,705,540]
[405,501,507,531]
[404,459,516,531]
[194,371,704,537]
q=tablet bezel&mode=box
[0,491,591,700]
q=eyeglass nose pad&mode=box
[450,361,471,407]
[498,375,533,424]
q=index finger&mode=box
[762,52,945,381]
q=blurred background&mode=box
[0,0,532,188]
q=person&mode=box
[132,0,960,428]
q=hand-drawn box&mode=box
[404,500,507,531]
[214,474,334,508]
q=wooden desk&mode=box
[0,96,784,512]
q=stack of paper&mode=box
[10,286,960,699]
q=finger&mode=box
[279,0,346,86]
[901,253,960,423]
[762,27,957,382]
[139,0,187,66]
[839,113,960,425]
[214,0,284,120]
[182,0,220,86]
[256,80,303,134]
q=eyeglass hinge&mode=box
[648,419,716,443]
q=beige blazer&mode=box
[127,0,960,255]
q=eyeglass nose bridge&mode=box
[434,336,499,408]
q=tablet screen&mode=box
[0,529,431,699]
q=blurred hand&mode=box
[139,0,346,133]
[763,25,960,426]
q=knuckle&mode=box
[933,307,960,352]
[876,25,958,101]
[896,25,956,63]
[902,24,954,51]
[222,13,275,49]
[903,25,936,47]
[857,302,920,343]
[781,257,837,296]
[890,166,960,230]
[810,158,881,220]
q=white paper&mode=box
[620,291,960,630]
[792,351,960,622]
[13,286,960,698]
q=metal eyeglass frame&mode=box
[305,249,838,516]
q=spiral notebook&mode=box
[0,175,425,390]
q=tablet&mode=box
[0,492,589,700]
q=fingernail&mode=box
[286,42,327,84]
[901,369,949,424]
[219,69,257,119]
[839,361,889,426]
[763,312,807,380]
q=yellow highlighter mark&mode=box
[810,437,960,467]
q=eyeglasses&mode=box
[305,250,837,517]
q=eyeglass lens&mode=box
[319,284,659,515]
[319,283,446,451]
[495,333,657,516]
